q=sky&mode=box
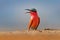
[0,0,60,31]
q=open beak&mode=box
[25,9,31,14]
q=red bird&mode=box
[25,8,40,30]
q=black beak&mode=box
[25,9,31,11]
[25,9,31,14]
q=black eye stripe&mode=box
[31,10,36,12]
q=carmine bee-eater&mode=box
[25,8,40,30]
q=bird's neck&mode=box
[30,12,38,19]
[30,12,38,17]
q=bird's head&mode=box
[25,8,38,16]
[25,8,37,13]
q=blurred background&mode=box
[0,0,60,31]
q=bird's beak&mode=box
[25,9,31,11]
[25,9,31,14]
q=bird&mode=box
[25,8,40,30]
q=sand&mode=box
[0,30,60,40]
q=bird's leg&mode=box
[28,27,30,31]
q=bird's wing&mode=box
[27,18,33,30]
[37,17,40,27]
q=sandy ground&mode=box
[0,30,60,40]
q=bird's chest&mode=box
[31,16,34,20]
[30,16,39,27]
[31,16,38,21]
